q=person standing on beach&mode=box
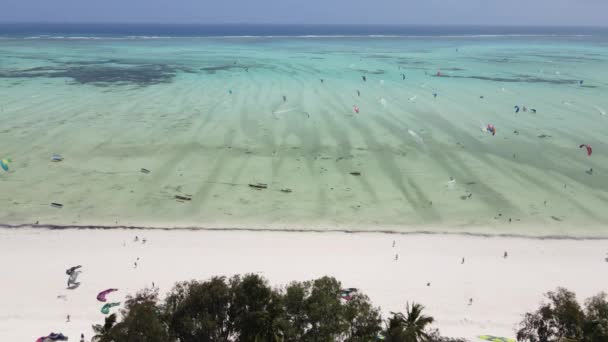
[395,254,399,261]
[504,251,508,258]
[392,240,395,247]
[461,257,465,264]
[66,314,70,322]
[80,333,85,342]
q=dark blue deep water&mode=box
[1,23,607,38]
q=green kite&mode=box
[478,335,516,342]
[101,302,121,315]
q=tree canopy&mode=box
[516,288,608,342]
[91,274,605,342]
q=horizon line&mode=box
[1,22,607,28]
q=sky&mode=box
[1,0,607,26]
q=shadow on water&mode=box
[433,73,592,86]
[0,64,186,86]
[346,116,440,222]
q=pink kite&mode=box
[353,105,360,114]
[486,124,496,136]
[579,144,592,156]
[97,288,118,302]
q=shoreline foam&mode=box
[2,223,608,240]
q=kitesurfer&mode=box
[579,144,592,156]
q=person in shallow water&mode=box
[361,75,366,82]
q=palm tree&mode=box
[92,313,117,342]
[385,302,434,342]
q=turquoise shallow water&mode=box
[1,31,608,235]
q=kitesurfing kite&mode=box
[478,335,516,342]
[1,158,11,172]
[340,288,358,301]
[579,144,592,156]
[67,271,81,287]
[408,129,425,146]
[101,302,121,315]
[66,265,82,276]
[97,288,118,302]
[486,124,497,136]
[36,332,68,342]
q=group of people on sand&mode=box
[391,240,510,306]
[46,235,153,342]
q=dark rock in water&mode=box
[460,193,473,200]
[140,168,150,174]
[200,64,249,73]
[175,195,192,201]
[537,134,551,139]
[336,155,353,162]
[551,216,562,222]
[249,183,268,189]
[280,188,292,193]
[51,202,63,208]
[350,172,361,176]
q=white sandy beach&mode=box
[1,228,606,341]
